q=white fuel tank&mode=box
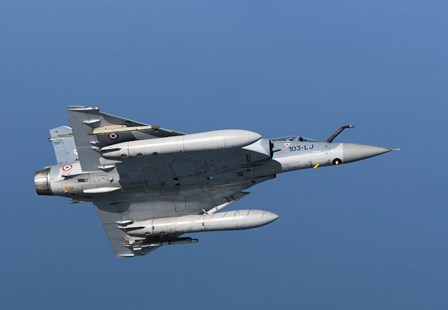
[101,129,262,159]
[119,210,278,237]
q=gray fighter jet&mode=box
[34,106,397,258]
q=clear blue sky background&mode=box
[1,1,447,309]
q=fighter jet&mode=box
[34,106,397,258]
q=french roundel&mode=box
[108,133,119,140]
[62,164,73,172]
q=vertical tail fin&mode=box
[67,106,103,171]
[49,126,79,164]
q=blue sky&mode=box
[1,1,447,309]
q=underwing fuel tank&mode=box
[118,210,279,237]
[101,129,262,159]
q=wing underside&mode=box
[92,189,254,258]
[63,106,277,258]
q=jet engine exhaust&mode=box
[34,168,52,195]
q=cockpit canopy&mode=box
[271,136,318,142]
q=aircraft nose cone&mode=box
[342,143,392,163]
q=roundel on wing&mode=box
[108,133,119,140]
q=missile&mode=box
[101,129,262,159]
[118,210,279,237]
